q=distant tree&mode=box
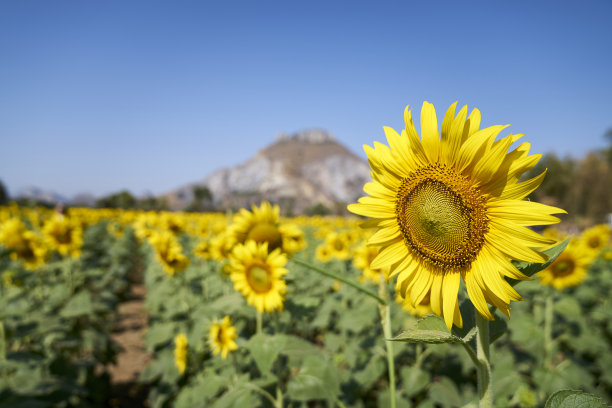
[0,180,7,206]
[96,190,137,209]
[185,185,214,212]
[305,202,331,216]
[139,196,169,211]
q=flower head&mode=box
[349,102,565,328]
[210,316,238,359]
[174,333,188,374]
[228,241,288,314]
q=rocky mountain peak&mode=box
[276,129,335,144]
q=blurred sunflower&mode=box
[229,201,305,255]
[173,333,188,374]
[349,102,565,328]
[396,291,433,318]
[538,244,590,290]
[228,241,288,314]
[148,230,190,276]
[209,316,238,359]
[42,216,83,258]
[577,224,610,260]
[353,242,387,284]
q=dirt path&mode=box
[107,284,151,407]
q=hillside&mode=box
[164,129,371,214]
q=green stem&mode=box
[244,383,277,406]
[0,320,6,381]
[256,310,263,335]
[379,274,396,408]
[275,384,283,408]
[544,293,554,367]
[475,311,493,408]
[291,258,387,305]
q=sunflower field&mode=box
[1,103,612,408]
[0,203,610,408]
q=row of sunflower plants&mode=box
[0,207,140,407]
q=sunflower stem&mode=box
[0,320,6,381]
[378,274,396,408]
[256,311,263,335]
[544,293,554,367]
[475,311,493,408]
[290,258,387,305]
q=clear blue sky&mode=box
[1,0,611,199]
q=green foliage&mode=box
[545,389,608,408]
[0,222,140,407]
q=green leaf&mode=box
[286,356,341,401]
[59,291,93,318]
[245,334,287,375]
[544,389,607,408]
[392,315,463,344]
[510,238,570,284]
[401,366,431,397]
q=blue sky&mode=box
[1,0,611,198]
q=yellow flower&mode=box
[322,231,351,261]
[538,243,590,290]
[42,216,83,258]
[229,201,305,255]
[193,239,212,260]
[576,224,610,260]
[228,241,288,314]
[210,316,238,359]
[148,230,190,276]
[353,242,387,284]
[396,291,434,318]
[315,244,333,263]
[348,102,565,329]
[174,333,188,374]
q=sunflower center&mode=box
[587,237,600,249]
[246,264,273,293]
[247,224,283,251]
[396,163,488,270]
[552,259,574,277]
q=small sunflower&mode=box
[577,224,610,260]
[174,333,188,375]
[228,241,288,314]
[349,102,565,328]
[209,316,239,359]
[42,216,83,258]
[229,201,305,255]
[538,243,590,290]
[148,230,190,276]
[396,291,434,318]
[353,242,387,284]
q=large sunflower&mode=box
[348,102,565,328]
[228,241,288,314]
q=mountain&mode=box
[15,187,68,205]
[164,129,371,214]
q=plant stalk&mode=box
[475,311,493,408]
[544,293,554,367]
[256,310,263,335]
[0,320,6,381]
[379,274,396,408]
[291,258,387,305]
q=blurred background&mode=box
[1,0,611,225]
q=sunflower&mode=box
[228,241,288,314]
[396,290,433,318]
[576,224,610,260]
[174,333,188,374]
[538,243,590,290]
[229,201,305,255]
[209,316,239,359]
[353,242,387,284]
[42,216,83,258]
[148,230,190,276]
[348,102,565,328]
